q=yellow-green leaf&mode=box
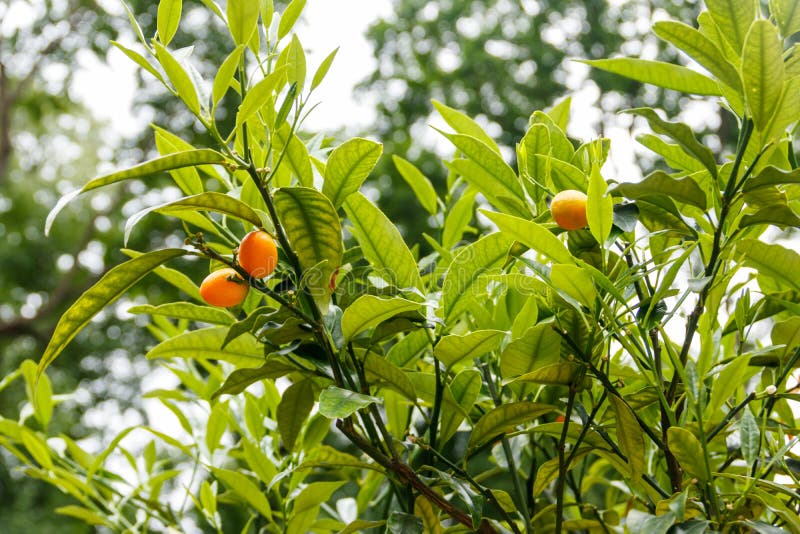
[468,402,557,449]
[434,330,506,369]
[581,58,722,96]
[157,0,182,46]
[742,20,785,132]
[342,296,422,341]
[226,0,259,45]
[323,138,383,208]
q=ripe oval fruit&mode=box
[200,268,249,307]
[550,189,588,230]
[238,230,278,279]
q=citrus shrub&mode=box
[199,267,249,307]
[1,1,799,533]
[550,189,588,230]
[238,229,278,279]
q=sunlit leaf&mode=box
[364,352,416,400]
[586,165,613,245]
[212,468,271,518]
[212,45,245,108]
[318,386,381,418]
[153,42,200,114]
[736,239,800,290]
[127,302,235,325]
[481,210,574,264]
[341,295,422,341]
[226,0,259,45]
[468,402,557,448]
[609,395,646,481]
[581,58,722,95]
[742,20,784,132]
[157,0,182,46]
[146,326,266,368]
[393,156,438,215]
[707,0,756,53]
[666,427,707,482]
[323,138,383,207]
[311,47,339,90]
[434,330,506,368]
[432,99,500,154]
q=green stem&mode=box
[555,383,578,534]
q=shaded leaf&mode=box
[277,380,315,452]
[146,327,266,368]
[364,352,416,400]
[211,358,298,399]
[667,427,707,482]
[468,402,557,448]
[609,394,646,481]
[318,386,381,418]
[613,171,707,209]
[736,239,800,290]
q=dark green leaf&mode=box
[277,380,315,452]
[386,512,423,534]
[740,205,800,229]
[211,359,298,399]
[613,171,707,209]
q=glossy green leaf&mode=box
[740,205,800,229]
[667,427,707,482]
[386,329,430,368]
[311,47,338,90]
[609,395,646,481]
[323,138,383,207]
[440,232,513,324]
[153,130,204,195]
[434,330,505,369]
[636,134,706,173]
[510,361,584,386]
[551,264,597,308]
[211,359,298,399]
[771,0,800,37]
[740,407,760,467]
[341,295,422,341]
[274,124,313,187]
[743,166,800,192]
[110,41,166,85]
[274,187,343,296]
[432,99,500,154]
[393,156,438,215]
[627,108,717,179]
[278,0,306,40]
[536,155,587,192]
[212,468,271,518]
[38,249,187,378]
[157,0,182,46]
[501,323,562,379]
[707,0,756,53]
[440,369,482,445]
[586,165,613,245]
[236,68,287,129]
[343,192,422,289]
[364,352,416,400]
[654,20,742,90]
[146,327,266,368]
[613,170,707,209]
[481,210,574,264]
[447,158,530,218]
[742,20,785,132]
[468,402,557,448]
[581,58,722,95]
[736,239,800,290]
[127,302,235,325]
[226,0,259,45]
[277,380,315,452]
[442,188,477,249]
[153,42,199,114]
[318,386,381,418]
[212,45,245,108]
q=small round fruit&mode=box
[550,189,588,230]
[200,268,249,307]
[238,230,278,278]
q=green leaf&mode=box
[771,0,800,37]
[742,20,785,132]
[740,407,760,466]
[501,323,562,379]
[609,395,646,481]
[634,195,697,237]
[311,47,338,90]
[318,386,381,418]
[339,520,386,534]
[38,249,187,378]
[343,192,422,289]
[636,134,706,174]
[236,68,287,129]
[580,58,722,96]
[341,295,422,341]
[393,156,438,215]
[21,429,53,469]
[121,249,202,302]
[274,124,314,187]
[667,427,708,482]
[546,96,572,131]
[740,205,800,229]
[468,402,557,449]
[586,165,613,245]
[551,264,597,308]
[707,0,756,53]
[153,42,200,114]
[613,171,707,209]
[708,356,756,415]
[127,302,234,325]
[323,138,383,207]
[212,468,271,518]
[510,361,584,386]
[157,0,182,46]
[626,108,717,179]
[440,369,482,445]
[440,232,513,324]
[226,0,259,45]
[55,506,109,527]
[481,210,574,264]
[442,189,476,249]
[364,352,416,400]
[274,187,343,297]
[212,45,245,109]
[211,359,298,399]
[277,34,306,94]
[440,131,525,205]
[110,41,166,85]
[278,0,307,40]
[432,99,500,154]
[277,380,315,452]
[536,155,588,192]
[736,239,800,290]
[743,166,800,192]
[386,512,424,534]
[205,401,228,453]
[653,20,742,91]
[146,327,266,368]
[434,330,505,370]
